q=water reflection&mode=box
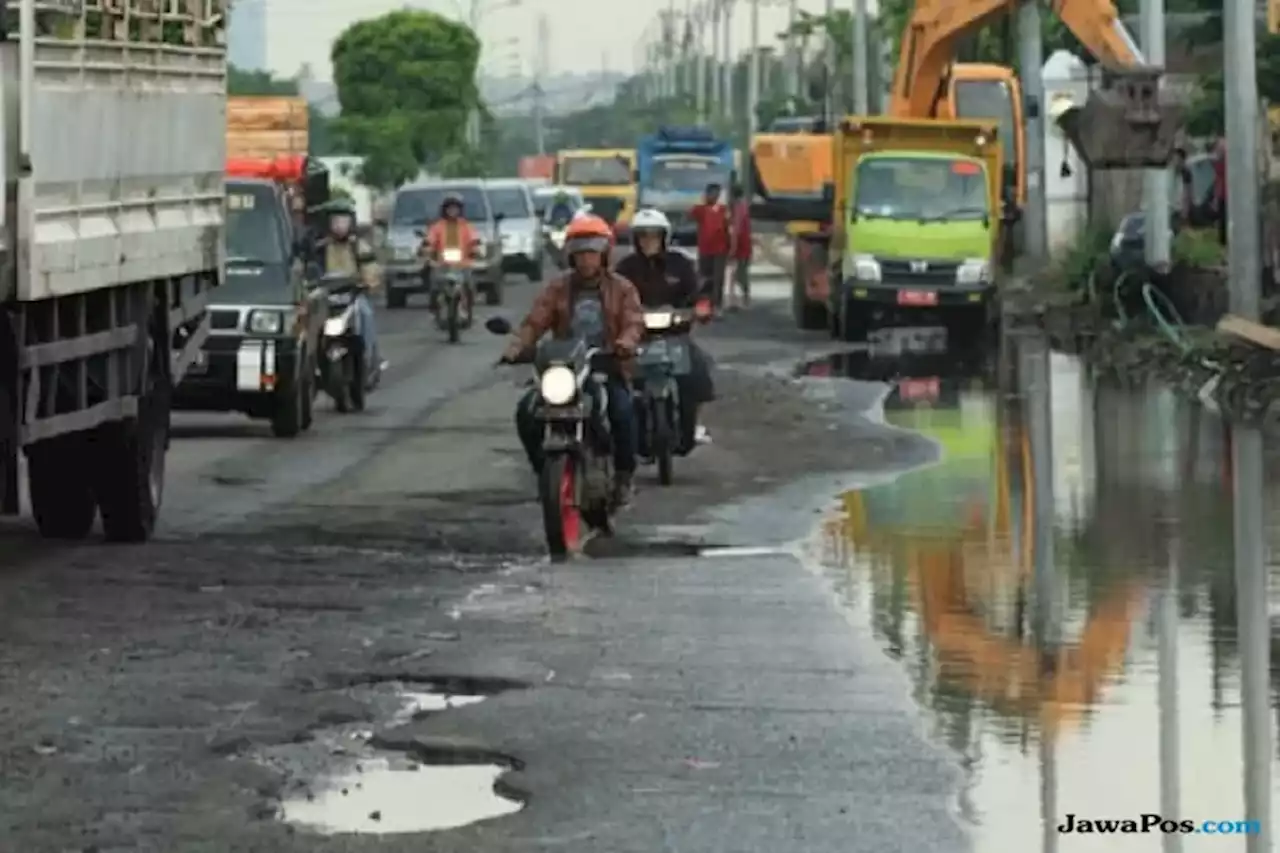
[822,336,1276,851]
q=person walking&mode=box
[689,181,732,311]
[728,184,752,309]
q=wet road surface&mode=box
[3,269,1275,851]
[812,332,1275,851]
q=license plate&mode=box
[897,289,938,307]
[898,377,940,401]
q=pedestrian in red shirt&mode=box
[728,184,752,309]
[690,181,732,309]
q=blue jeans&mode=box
[355,290,379,365]
[515,377,637,474]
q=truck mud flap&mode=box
[1056,68,1183,169]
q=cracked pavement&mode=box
[0,269,970,853]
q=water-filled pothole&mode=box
[391,690,486,724]
[278,752,524,835]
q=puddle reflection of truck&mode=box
[761,118,1003,342]
[1,0,227,542]
[635,127,735,249]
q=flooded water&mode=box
[279,757,523,835]
[813,333,1275,851]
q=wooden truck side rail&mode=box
[1,0,226,542]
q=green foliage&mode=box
[330,10,481,188]
[1042,224,1112,290]
[228,65,298,96]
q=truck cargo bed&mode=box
[4,0,226,303]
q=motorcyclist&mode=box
[500,214,645,504]
[421,192,479,312]
[310,198,382,372]
[612,208,716,454]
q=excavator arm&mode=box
[893,0,1178,169]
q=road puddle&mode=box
[391,690,485,724]
[279,756,523,835]
[815,333,1277,850]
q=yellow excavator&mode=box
[750,0,1181,330]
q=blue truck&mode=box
[635,126,736,248]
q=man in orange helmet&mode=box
[500,214,645,503]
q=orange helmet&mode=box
[563,214,614,257]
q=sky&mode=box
[263,0,874,82]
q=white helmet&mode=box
[631,208,672,244]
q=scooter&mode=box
[633,301,711,485]
[318,272,381,413]
[486,316,620,561]
[428,246,475,343]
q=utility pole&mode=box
[721,0,734,120]
[694,3,707,122]
[1226,0,1262,320]
[785,0,800,100]
[852,0,869,114]
[1017,0,1048,261]
[709,0,722,117]
[533,13,548,154]
[665,2,678,99]
[1140,0,1170,269]
[823,0,835,123]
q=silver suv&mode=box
[484,178,545,282]
[378,179,506,308]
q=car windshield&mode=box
[561,156,631,186]
[648,157,729,194]
[392,186,488,225]
[853,157,989,222]
[225,184,286,263]
[486,186,532,219]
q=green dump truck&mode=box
[807,117,1004,341]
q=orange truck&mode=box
[518,155,555,181]
[227,95,309,160]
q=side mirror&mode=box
[373,217,387,228]
[413,228,424,238]
[820,182,835,205]
[494,212,506,224]
[485,316,512,335]
[632,169,640,183]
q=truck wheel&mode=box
[792,250,826,330]
[386,289,407,309]
[27,438,97,539]
[270,366,304,438]
[92,334,170,543]
[527,260,543,283]
[300,354,315,431]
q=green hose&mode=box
[1106,264,1220,371]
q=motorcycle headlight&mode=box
[644,311,673,330]
[442,247,464,263]
[323,316,347,337]
[550,230,566,248]
[539,365,577,405]
[247,310,283,334]
[956,258,991,285]
[852,254,881,282]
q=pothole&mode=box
[257,677,529,835]
[276,748,524,835]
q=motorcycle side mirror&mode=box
[493,213,506,224]
[485,316,513,335]
[413,228,424,237]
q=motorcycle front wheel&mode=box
[447,294,460,343]
[651,398,675,486]
[539,453,582,560]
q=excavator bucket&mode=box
[1055,68,1183,169]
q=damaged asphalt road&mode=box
[0,270,968,853]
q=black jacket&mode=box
[613,250,701,308]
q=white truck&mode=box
[0,0,226,542]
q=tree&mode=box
[330,10,481,188]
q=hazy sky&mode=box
[265,0,870,81]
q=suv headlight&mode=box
[956,259,991,285]
[852,254,880,282]
[539,365,577,405]
[393,244,417,261]
[247,310,283,334]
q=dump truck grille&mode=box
[878,259,959,286]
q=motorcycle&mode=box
[317,272,380,413]
[486,316,619,560]
[428,246,475,343]
[634,302,711,485]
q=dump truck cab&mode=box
[635,126,735,248]
[828,117,1002,343]
[555,149,637,229]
